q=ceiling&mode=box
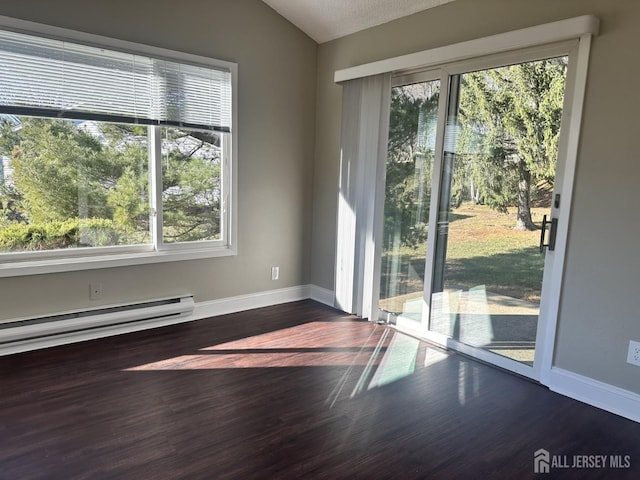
[262,0,457,44]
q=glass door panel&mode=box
[430,57,568,366]
[378,80,440,325]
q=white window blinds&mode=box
[0,28,232,132]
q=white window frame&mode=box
[0,15,238,278]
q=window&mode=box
[0,20,236,275]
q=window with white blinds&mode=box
[0,28,232,132]
[0,19,237,276]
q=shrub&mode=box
[0,218,120,252]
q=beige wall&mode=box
[0,0,317,319]
[2,0,639,397]
[311,0,640,393]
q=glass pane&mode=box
[160,127,223,244]
[378,80,440,323]
[0,115,150,252]
[430,57,567,365]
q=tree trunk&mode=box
[515,161,537,231]
[470,178,481,204]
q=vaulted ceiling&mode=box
[262,0,457,43]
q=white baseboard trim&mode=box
[192,285,312,320]
[310,285,335,307]
[191,284,336,321]
[549,367,640,423]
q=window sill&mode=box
[0,245,236,278]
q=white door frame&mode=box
[334,16,598,385]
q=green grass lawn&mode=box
[380,203,548,311]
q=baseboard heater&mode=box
[0,296,194,356]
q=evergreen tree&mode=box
[0,116,221,250]
[455,57,567,230]
[384,83,439,249]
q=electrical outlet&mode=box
[271,266,279,281]
[627,340,640,366]
[90,283,103,300]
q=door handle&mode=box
[539,215,558,252]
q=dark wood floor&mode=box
[1,300,639,479]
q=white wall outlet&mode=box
[90,283,103,300]
[271,266,279,281]
[627,340,640,366]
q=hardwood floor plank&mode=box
[1,300,639,479]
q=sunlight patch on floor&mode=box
[124,351,383,370]
[124,321,451,406]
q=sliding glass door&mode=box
[378,47,574,379]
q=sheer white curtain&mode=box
[335,73,391,318]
